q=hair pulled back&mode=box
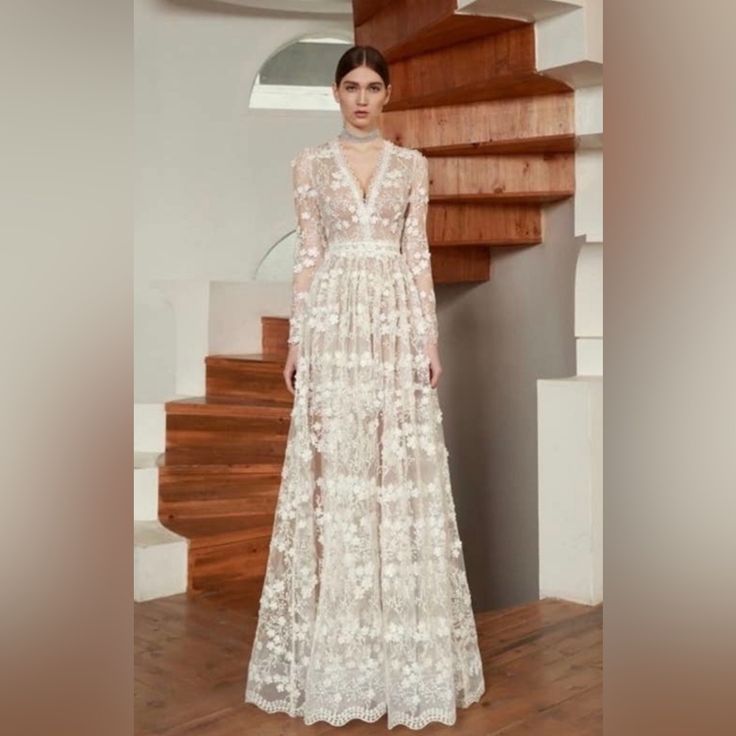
[334,45,390,87]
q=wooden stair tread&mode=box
[430,246,491,284]
[430,235,541,248]
[418,133,577,157]
[382,94,575,156]
[162,514,274,547]
[157,455,283,474]
[165,395,291,417]
[430,190,574,204]
[205,352,283,365]
[384,72,571,112]
[162,449,286,467]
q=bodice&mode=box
[299,139,418,248]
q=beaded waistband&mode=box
[327,240,401,258]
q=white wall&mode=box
[442,199,580,610]
[135,0,350,401]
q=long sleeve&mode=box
[401,151,438,348]
[287,149,327,347]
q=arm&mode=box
[287,149,327,347]
[401,151,438,349]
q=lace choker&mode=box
[339,126,382,143]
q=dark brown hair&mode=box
[334,45,390,88]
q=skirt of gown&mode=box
[244,239,486,730]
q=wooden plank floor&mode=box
[135,583,602,735]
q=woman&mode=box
[244,45,485,729]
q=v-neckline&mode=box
[333,137,390,210]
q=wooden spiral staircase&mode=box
[159,0,576,596]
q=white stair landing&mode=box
[134,521,188,602]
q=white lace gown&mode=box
[244,136,485,729]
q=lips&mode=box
[355,111,368,116]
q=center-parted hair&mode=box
[334,45,390,88]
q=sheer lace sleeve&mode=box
[401,151,438,348]
[287,149,327,347]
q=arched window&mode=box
[249,36,351,110]
[254,230,297,283]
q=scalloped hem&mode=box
[244,684,485,730]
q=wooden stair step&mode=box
[427,202,541,245]
[165,395,291,417]
[165,396,291,466]
[261,316,289,358]
[354,0,527,62]
[261,317,289,341]
[430,236,541,248]
[426,153,574,203]
[419,134,576,157]
[383,94,575,157]
[157,455,282,473]
[160,516,274,592]
[188,532,272,592]
[162,448,285,466]
[159,462,281,519]
[431,191,573,205]
[386,72,570,112]
[206,353,291,404]
[430,246,491,284]
[384,26,571,111]
[163,514,272,542]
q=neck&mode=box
[339,124,382,144]
[344,121,379,136]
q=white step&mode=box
[536,0,602,88]
[134,452,161,521]
[134,403,166,453]
[134,521,188,602]
[457,0,584,23]
[537,376,603,605]
[577,337,602,376]
[574,149,602,241]
[576,84,603,150]
[575,242,602,338]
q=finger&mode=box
[284,371,294,395]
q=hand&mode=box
[283,344,299,395]
[426,341,443,389]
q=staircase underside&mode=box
[352,2,576,285]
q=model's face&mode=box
[333,65,391,129]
